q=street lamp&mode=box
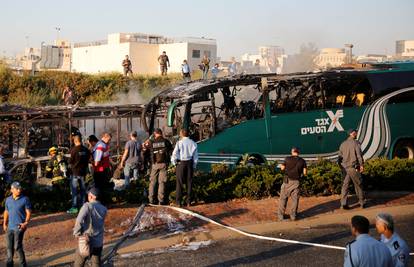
[345,44,354,64]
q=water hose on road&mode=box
[150,204,414,256]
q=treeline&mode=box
[0,62,183,106]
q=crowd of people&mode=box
[1,126,411,266]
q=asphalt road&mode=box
[114,214,414,267]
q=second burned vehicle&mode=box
[142,62,414,170]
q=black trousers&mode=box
[93,168,111,204]
[176,160,193,205]
[6,229,26,267]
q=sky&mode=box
[1,0,413,59]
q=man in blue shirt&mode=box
[171,129,198,207]
[3,181,32,267]
[344,215,392,267]
[376,213,410,267]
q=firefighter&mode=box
[45,146,68,181]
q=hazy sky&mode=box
[1,0,413,59]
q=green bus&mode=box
[143,62,414,170]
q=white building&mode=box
[356,54,389,64]
[396,40,414,58]
[240,46,286,73]
[315,48,347,69]
[16,47,41,71]
[71,33,217,75]
[40,40,72,71]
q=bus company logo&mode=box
[301,110,344,135]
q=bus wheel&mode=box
[393,139,414,159]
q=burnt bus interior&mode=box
[142,68,409,143]
[0,104,145,178]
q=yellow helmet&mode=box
[48,146,58,154]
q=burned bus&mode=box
[142,62,414,170]
[0,104,145,178]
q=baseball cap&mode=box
[11,181,22,190]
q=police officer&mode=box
[376,213,410,267]
[148,128,172,205]
[171,129,198,207]
[339,129,365,209]
[344,215,393,267]
[277,147,307,221]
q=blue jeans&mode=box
[70,175,86,208]
[6,229,27,267]
[124,162,139,188]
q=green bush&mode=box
[2,158,413,212]
[363,158,414,190]
[0,69,183,106]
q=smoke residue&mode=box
[80,83,162,143]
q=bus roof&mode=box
[152,64,414,103]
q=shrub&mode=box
[0,69,183,106]
[2,158,413,212]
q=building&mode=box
[356,54,389,64]
[40,40,72,71]
[314,48,347,69]
[71,33,217,75]
[240,45,286,74]
[16,47,41,71]
[396,40,414,58]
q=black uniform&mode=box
[148,136,172,204]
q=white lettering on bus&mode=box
[300,110,344,135]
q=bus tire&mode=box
[393,139,414,159]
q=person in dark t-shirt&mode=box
[68,135,90,214]
[277,147,307,221]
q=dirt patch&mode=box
[0,191,412,261]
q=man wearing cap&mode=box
[339,129,365,209]
[119,131,141,189]
[148,128,172,205]
[344,215,392,267]
[376,213,410,267]
[277,147,307,221]
[171,129,198,207]
[73,188,107,267]
[3,182,32,267]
